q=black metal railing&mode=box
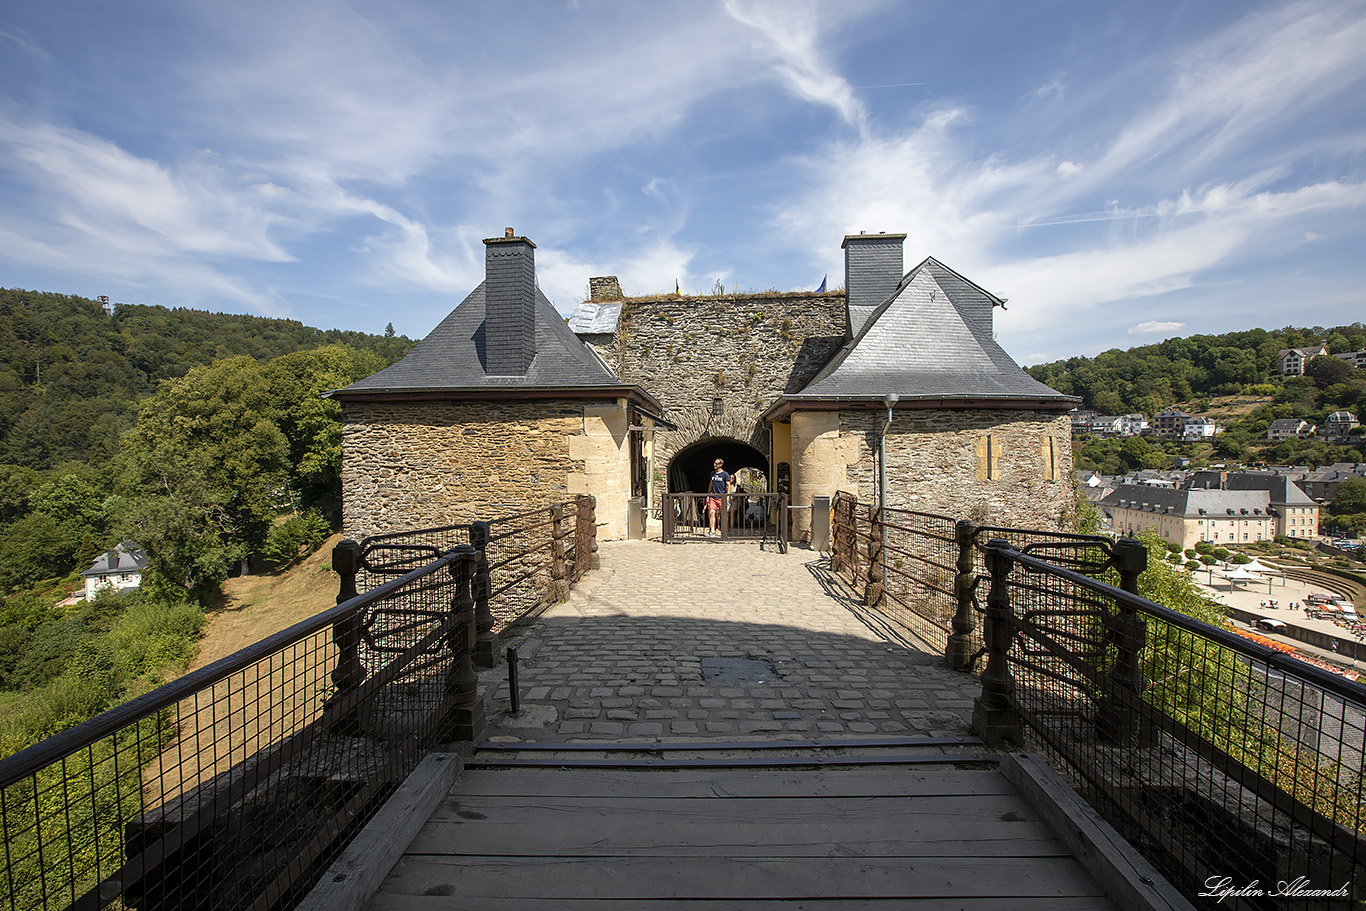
[829,491,1125,671]
[0,497,599,911]
[973,537,1365,907]
[353,494,599,639]
[662,492,787,552]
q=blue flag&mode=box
[815,274,827,292]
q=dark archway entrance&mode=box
[667,438,769,495]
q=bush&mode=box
[1166,542,1182,554]
[1212,548,1231,562]
[264,511,330,569]
[1185,560,1202,571]
[1167,553,1183,564]
[1184,548,1197,560]
[1230,554,1251,565]
[1195,542,1214,555]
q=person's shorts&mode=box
[706,497,722,513]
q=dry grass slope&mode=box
[189,533,343,672]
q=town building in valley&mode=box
[1099,470,1320,548]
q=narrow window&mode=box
[977,434,1001,481]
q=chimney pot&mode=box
[505,227,514,238]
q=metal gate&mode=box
[662,492,787,552]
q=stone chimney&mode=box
[107,548,119,569]
[483,228,537,375]
[588,276,623,301]
[842,232,906,337]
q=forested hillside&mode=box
[1027,324,1366,469]
[0,288,410,469]
[0,287,416,756]
[1026,325,1366,416]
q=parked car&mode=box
[1255,617,1288,632]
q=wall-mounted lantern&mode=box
[712,396,724,416]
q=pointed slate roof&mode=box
[765,257,1075,417]
[82,541,147,579]
[333,282,642,398]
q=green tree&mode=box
[119,358,288,599]
[261,346,385,524]
[1330,478,1366,516]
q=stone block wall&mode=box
[341,399,631,540]
[789,408,1074,536]
[609,291,846,479]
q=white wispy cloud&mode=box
[723,0,870,135]
[1129,320,1185,335]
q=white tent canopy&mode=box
[1220,565,1261,580]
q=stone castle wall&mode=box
[609,292,847,479]
[341,399,632,539]
[846,409,1074,530]
[788,408,1074,536]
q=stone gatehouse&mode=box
[333,229,1078,541]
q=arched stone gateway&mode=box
[667,438,769,495]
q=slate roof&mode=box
[1218,473,1317,507]
[82,542,147,578]
[334,282,629,395]
[1099,485,1272,519]
[777,256,1075,407]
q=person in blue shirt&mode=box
[707,458,733,537]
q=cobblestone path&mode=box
[479,538,980,742]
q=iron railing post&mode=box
[549,504,568,604]
[469,521,497,669]
[946,519,978,670]
[326,539,364,733]
[662,492,674,543]
[445,545,485,742]
[865,507,885,607]
[1113,536,1147,595]
[972,538,1024,747]
[1100,537,1149,744]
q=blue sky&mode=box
[1,1,1363,366]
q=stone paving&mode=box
[478,538,981,742]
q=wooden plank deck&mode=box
[364,764,1121,909]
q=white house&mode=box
[81,542,147,600]
[1278,346,1328,376]
[1182,417,1217,440]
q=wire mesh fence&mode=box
[979,540,1365,907]
[0,496,600,911]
